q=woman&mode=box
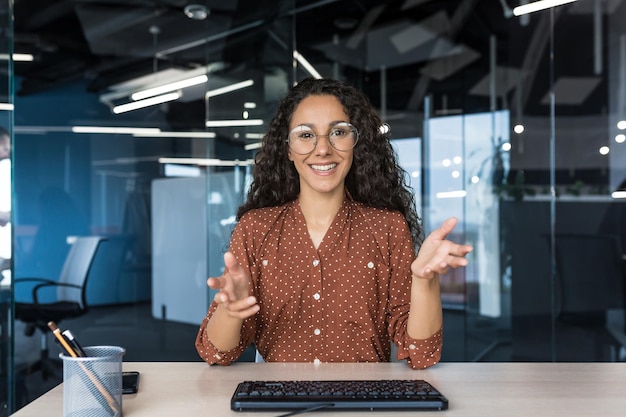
[195,77,472,369]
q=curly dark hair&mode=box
[237,77,423,247]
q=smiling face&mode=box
[287,94,354,199]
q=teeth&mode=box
[311,163,337,171]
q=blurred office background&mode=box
[1,0,626,414]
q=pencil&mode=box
[48,321,77,357]
[48,321,122,417]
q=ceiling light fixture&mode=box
[205,119,264,127]
[205,79,254,99]
[436,191,468,199]
[293,50,322,79]
[99,63,225,109]
[0,53,34,61]
[133,131,216,138]
[132,75,208,101]
[0,103,14,111]
[113,92,181,114]
[245,133,264,139]
[183,4,210,20]
[513,0,577,16]
[158,157,255,166]
[72,126,161,135]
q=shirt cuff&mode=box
[196,328,247,365]
[398,327,443,370]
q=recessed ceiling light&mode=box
[184,4,210,20]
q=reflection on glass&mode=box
[427,110,510,318]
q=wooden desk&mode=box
[10,362,626,417]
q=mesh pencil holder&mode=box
[60,345,126,417]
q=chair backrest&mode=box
[57,236,106,308]
[553,233,624,315]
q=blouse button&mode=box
[314,328,321,336]
[313,260,320,267]
[313,358,321,365]
[409,344,416,350]
[367,261,374,269]
[262,259,268,266]
[313,293,320,300]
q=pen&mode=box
[48,321,77,357]
[62,329,87,357]
[48,321,122,417]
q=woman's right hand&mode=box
[207,251,259,319]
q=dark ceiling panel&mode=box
[10,0,615,120]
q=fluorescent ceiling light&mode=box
[0,53,34,61]
[133,131,216,138]
[15,126,70,134]
[244,142,262,151]
[113,92,181,114]
[436,190,468,199]
[205,79,254,99]
[293,50,322,79]
[245,133,264,139]
[164,164,202,177]
[513,0,577,16]
[132,75,208,101]
[0,103,14,111]
[158,157,255,166]
[13,53,34,62]
[99,64,224,106]
[19,126,213,138]
[72,126,161,135]
[205,119,264,127]
[612,191,626,199]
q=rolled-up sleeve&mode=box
[195,304,253,365]
[396,327,443,369]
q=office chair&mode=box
[552,233,624,361]
[14,236,106,379]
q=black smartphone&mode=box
[122,371,140,394]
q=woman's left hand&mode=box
[411,217,473,280]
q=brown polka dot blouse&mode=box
[195,197,442,370]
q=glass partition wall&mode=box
[0,0,13,414]
[5,0,626,413]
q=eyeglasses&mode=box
[287,122,359,154]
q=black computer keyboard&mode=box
[231,379,448,412]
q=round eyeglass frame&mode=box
[286,122,359,155]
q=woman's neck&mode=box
[298,187,345,249]
[298,187,344,224]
